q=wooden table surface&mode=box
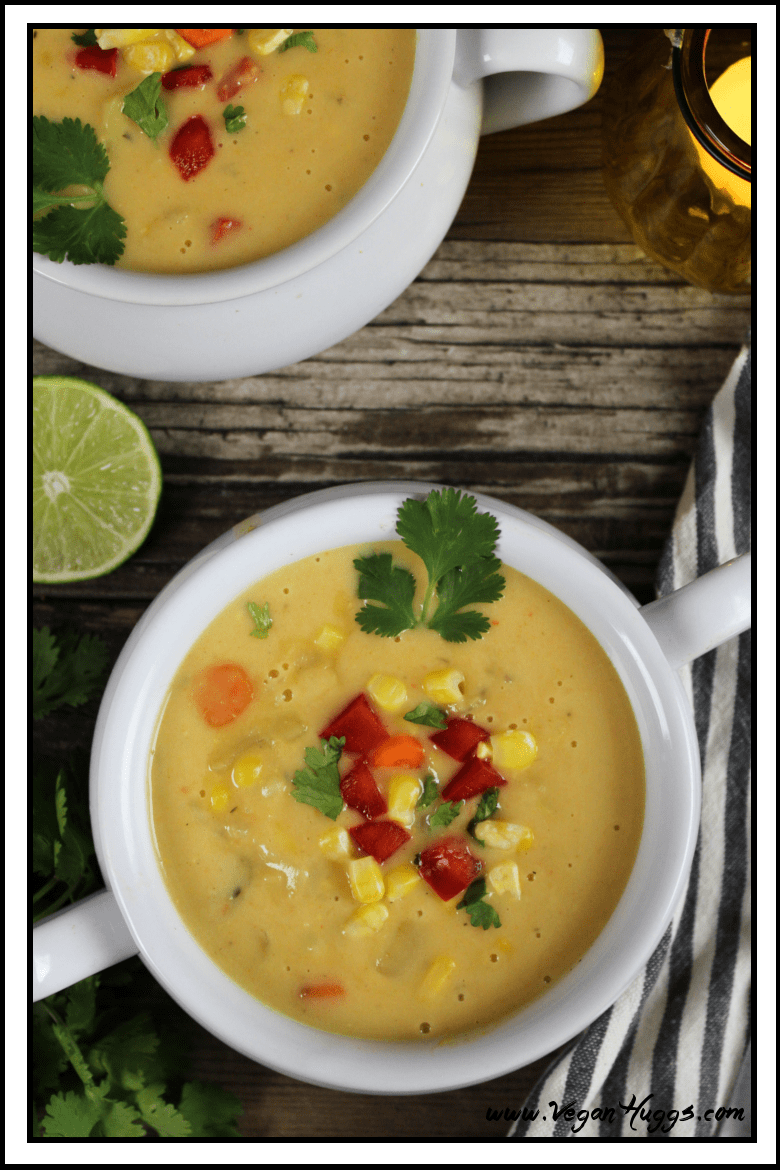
[33,28,750,1139]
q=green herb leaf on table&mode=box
[457,877,501,929]
[429,800,463,829]
[247,601,272,638]
[33,626,109,720]
[279,30,318,53]
[467,787,501,843]
[32,116,127,265]
[223,103,247,132]
[404,701,447,729]
[122,73,168,140]
[354,490,506,643]
[291,736,345,820]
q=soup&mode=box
[149,540,644,1041]
[32,28,415,273]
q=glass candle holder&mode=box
[602,27,752,294]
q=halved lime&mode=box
[33,376,162,583]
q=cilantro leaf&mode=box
[33,626,109,719]
[41,1089,105,1137]
[247,601,272,638]
[223,103,247,132]
[291,737,345,819]
[404,701,447,729]
[354,552,417,637]
[428,800,463,829]
[468,787,500,842]
[397,489,501,592]
[279,31,318,53]
[457,877,501,929]
[32,116,127,265]
[416,773,439,809]
[178,1081,243,1136]
[428,555,505,642]
[72,30,98,46]
[122,73,168,140]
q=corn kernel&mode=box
[367,673,408,713]
[231,750,264,789]
[347,856,385,903]
[344,902,389,937]
[248,28,294,56]
[122,41,176,74]
[473,820,534,851]
[490,730,538,771]
[314,624,345,651]
[280,75,310,116]
[319,825,352,860]
[487,861,522,898]
[475,740,493,759]
[164,29,197,62]
[96,29,163,49]
[210,782,231,813]
[422,668,465,706]
[387,773,421,826]
[420,955,456,997]
[386,863,421,902]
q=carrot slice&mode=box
[175,28,234,49]
[299,982,345,999]
[370,735,425,770]
[193,663,253,727]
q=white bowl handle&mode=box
[33,889,137,1002]
[640,552,752,671]
[454,28,604,134]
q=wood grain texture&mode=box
[32,25,750,1138]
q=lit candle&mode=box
[693,56,751,207]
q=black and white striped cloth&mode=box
[509,339,752,1139]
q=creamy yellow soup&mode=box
[32,28,415,272]
[149,542,644,1041]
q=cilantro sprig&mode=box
[291,736,345,819]
[457,878,501,930]
[32,117,127,266]
[354,490,505,643]
[33,624,244,1135]
[467,787,501,843]
[33,626,109,721]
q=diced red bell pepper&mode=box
[430,717,490,762]
[162,64,213,90]
[340,760,388,821]
[216,56,260,103]
[210,217,242,244]
[175,29,234,49]
[169,115,215,181]
[75,46,118,77]
[418,836,482,901]
[320,693,388,757]
[349,820,410,864]
[440,755,507,803]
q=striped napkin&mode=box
[509,340,752,1139]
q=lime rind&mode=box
[33,376,162,583]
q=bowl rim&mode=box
[90,484,700,1094]
[32,29,455,307]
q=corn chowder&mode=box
[32,28,415,272]
[149,537,645,1041]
